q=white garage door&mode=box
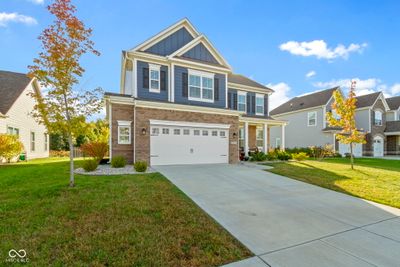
[150,120,230,165]
[339,142,363,157]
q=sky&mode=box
[1,0,400,111]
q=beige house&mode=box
[0,70,49,161]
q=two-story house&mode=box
[270,88,393,157]
[385,96,400,155]
[0,70,49,161]
[105,19,286,165]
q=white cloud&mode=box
[279,40,367,60]
[266,82,291,110]
[28,0,44,4]
[306,70,316,78]
[0,12,38,27]
[313,78,400,97]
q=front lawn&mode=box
[266,158,400,208]
[0,158,251,266]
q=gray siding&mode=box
[270,107,334,149]
[137,61,169,101]
[145,27,193,56]
[174,65,226,108]
[355,109,370,132]
[182,43,219,64]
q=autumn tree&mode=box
[0,134,24,163]
[326,81,366,169]
[29,0,102,186]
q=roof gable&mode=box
[131,18,199,54]
[355,92,389,111]
[0,70,32,115]
[181,42,219,64]
[270,87,338,116]
[228,74,273,92]
[168,35,231,69]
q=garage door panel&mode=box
[150,124,229,165]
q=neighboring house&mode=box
[0,70,49,160]
[270,88,394,157]
[385,96,400,155]
[105,18,286,165]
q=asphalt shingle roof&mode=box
[355,92,381,109]
[228,74,273,92]
[386,96,400,110]
[0,70,31,115]
[270,87,338,116]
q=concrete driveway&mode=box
[155,164,400,267]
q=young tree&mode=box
[326,81,366,169]
[29,0,102,186]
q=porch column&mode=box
[263,123,268,153]
[281,124,286,151]
[244,121,249,156]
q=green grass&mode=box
[0,158,251,266]
[266,158,400,208]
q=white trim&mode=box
[267,95,270,116]
[307,111,317,127]
[239,117,287,125]
[171,63,175,102]
[263,124,268,152]
[130,18,199,52]
[323,105,326,127]
[117,120,132,145]
[281,125,286,151]
[149,119,230,129]
[371,92,390,111]
[368,108,372,132]
[188,69,215,103]
[225,74,228,108]
[149,64,161,93]
[237,91,247,112]
[133,106,136,162]
[384,131,400,136]
[133,58,137,97]
[255,93,264,116]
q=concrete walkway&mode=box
[155,164,400,267]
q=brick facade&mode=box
[111,103,240,164]
[363,99,387,156]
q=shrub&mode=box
[249,151,267,161]
[111,155,127,168]
[310,144,334,160]
[266,152,277,161]
[285,147,313,156]
[276,150,292,161]
[134,161,148,172]
[50,150,70,157]
[82,159,98,172]
[292,152,309,161]
[80,141,108,162]
[0,134,24,162]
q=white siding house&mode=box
[0,71,49,161]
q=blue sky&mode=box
[1,0,400,109]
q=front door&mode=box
[373,136,384,157]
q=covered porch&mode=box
[238,116,287,158]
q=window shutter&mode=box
[160,70,166,91]
[228,92,232,109]
[143,68,149,89]
[182,72,188,97]
[252,95,256,114]
[214,78,219,101]
[264,95,268,116]
[247,95,251,113]
[233,93,238,110]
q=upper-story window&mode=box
[7,126,19,136]
[256,94,264,115]
[149,64,160,93]
[237,91,246,112]
[188,70,214,102]
[374,110,383,126]
[308,111,317,126]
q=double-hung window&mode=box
[307,111,317,126]
[237,91,246,112]
[149,64,160,93]
[117,120,132,144]
[188,70,214,102]
[374,110,383,126]
[256,127,264,148]
[30,132,35,152]
[7,126,19,136]
[239,127,245,149]
[256,94,264,115]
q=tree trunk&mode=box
[68,134,75,187]
[350,142,354,170]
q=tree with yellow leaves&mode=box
[326,81,366,169]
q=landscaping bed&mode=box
[0,158,251,266]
